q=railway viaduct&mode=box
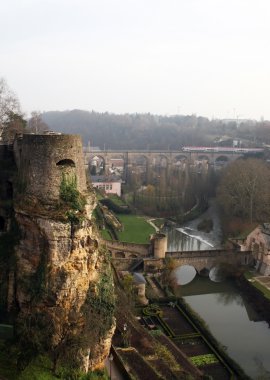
[84,148,262,180]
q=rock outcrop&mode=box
[6,134,115,371]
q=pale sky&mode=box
[1,0,270,120]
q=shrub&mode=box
[99,198,131,214]
[60,174,85,211]
[59,174,86,224]
[154,342,180,371]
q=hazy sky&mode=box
[1,0,270,120]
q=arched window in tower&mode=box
[56,159,75,167]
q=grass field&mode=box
[117,214,155,244]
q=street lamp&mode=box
[109,353,113,379]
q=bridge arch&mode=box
[114,251,126,258]
[199,267,210,277]
[153,154,169,169]
[88,154,106,175]
[171,264,197,285]
[107,154,125,175]
[215,155,229,166]
[174,155,188,166]
[197,155,209,162]
[133,155,149,185]
[127,253,139,258]
[132,155,149,171]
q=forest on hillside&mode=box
[42,110,270,150]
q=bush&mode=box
[59,174,86,224]
[154,342,180,371]
[57,368,109,380]
[99,199,131,214]
[60,174,85,211]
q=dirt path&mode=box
[146,218,159,232]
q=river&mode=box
[162,201,270,380]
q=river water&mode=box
[163,202,270,380]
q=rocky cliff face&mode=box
[7,134,115,372]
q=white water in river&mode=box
[164,200,223,252]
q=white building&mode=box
[91,175,122,196]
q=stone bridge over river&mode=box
[164,249,252,273]
[143,250,252,273]
[105,237,253,273]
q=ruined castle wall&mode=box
[103,239,151,258]
[5,133,115,371]
[15,134,87,204]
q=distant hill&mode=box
[42,110,267,150]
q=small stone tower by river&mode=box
[151,233,167,258]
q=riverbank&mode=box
[141,289,250,379]
[162,205,270,379]
[235,274,270,325]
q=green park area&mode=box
[96,192,156,244]
[117,214,155,244]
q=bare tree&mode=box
[217,158,270,223]
[27,111,49,134]
[0,78,25,142]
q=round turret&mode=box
[151,233,167,259]
[16,134,87,204]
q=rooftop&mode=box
[91,175,121,183]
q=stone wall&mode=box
[241,226,270,275]
[0,144,16,236]
[103,239,151,258]
[111,257,139,271]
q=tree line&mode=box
[2,78,270,225]
[1,78,270,149]
[41,109,270,150]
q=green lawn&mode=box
[117,214,155,244]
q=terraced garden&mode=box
[141,302,239,380]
